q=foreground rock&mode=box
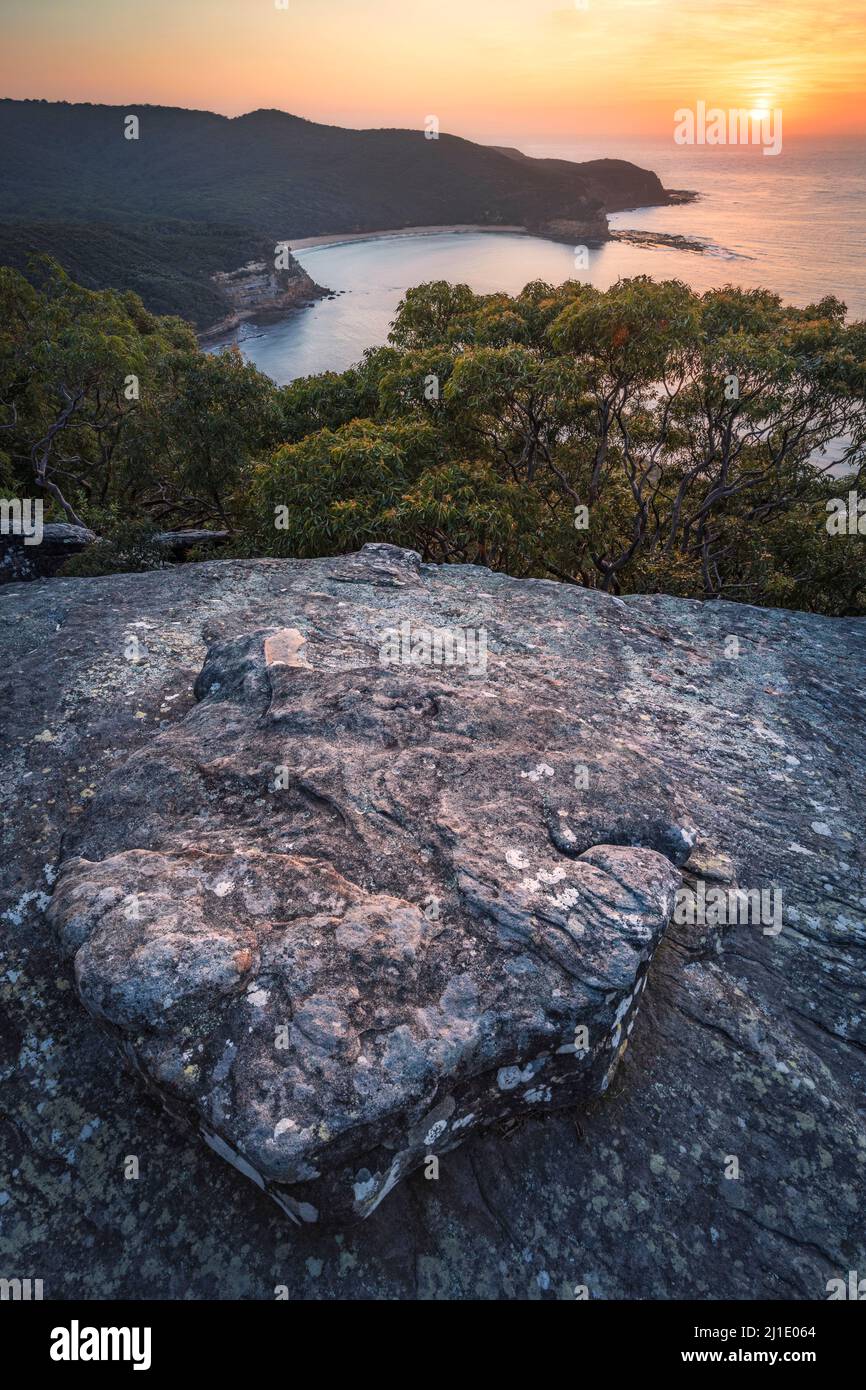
[2,548,865,1292]
[47,551,688,1220]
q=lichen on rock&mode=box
[4,542,859,1295]
[46,545,690,1222]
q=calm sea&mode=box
[208,135,865,385]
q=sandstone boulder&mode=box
[2,545,863,1295]
[46,547,692,1222]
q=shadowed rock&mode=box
[0,522,96,582]
[47,560,689,1222]
[3,544,864,1295]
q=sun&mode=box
[748,94,774,120]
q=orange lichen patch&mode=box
[233,948,254,975]
[264,628,312,669]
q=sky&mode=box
[2,0,864,142]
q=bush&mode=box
[59,521,165,577]
[243,278,866,613]
[5,263,865,613]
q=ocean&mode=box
[208,135,865,385]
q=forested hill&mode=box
[0,100,673,326]
[0,99,668,234]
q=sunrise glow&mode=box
[1,0,864,141]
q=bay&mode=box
[208,135,866,386]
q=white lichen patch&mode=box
[424,1119,448,1146]
[521,865,568,894]
[353,1173,377,1203]
[497,1056,546,1090]
[523,1086,552,1103]
[520,762,554,782]
[2,888,50,926]
[451,1113,475,1131]
[550,886,582,910]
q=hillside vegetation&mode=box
[0,100,665,228]
[2,260,864,613]
[0,99,668,324]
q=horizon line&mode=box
[4,95,865,146]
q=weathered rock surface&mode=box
[0,522,96,583]
[2,547,865,1292]
[531,214,609,245]
[153,529,230,558]
[0,524,229,585]
[46,573,686,1221]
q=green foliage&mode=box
[4,262,865,615]
[0,99,670,325]
[247,277,866,613]
[243,418,444,556]
[58,516,164,577]
[278,350,394,441]
[0,220,271,327]
[0,258,284,531]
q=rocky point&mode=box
[1,545,864,1294]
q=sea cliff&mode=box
[201,252,328,340]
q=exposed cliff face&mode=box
[3,548,864,1294]
[202,253,327,339]
[530,212,610,244]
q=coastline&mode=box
[199,227,530,340]
[201,198,705,342]
[286,191,697,254]
[288,224,531,251]
[199,296,322,345]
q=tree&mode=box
[248,277,866,611]
[5,262,865,615]
[0,258,284,531]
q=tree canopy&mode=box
[245,276,866,614]
[0,258,284,530]
[3,261,865,614]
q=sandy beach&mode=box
[287,223,529,251]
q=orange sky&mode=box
[2,0,864,140]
